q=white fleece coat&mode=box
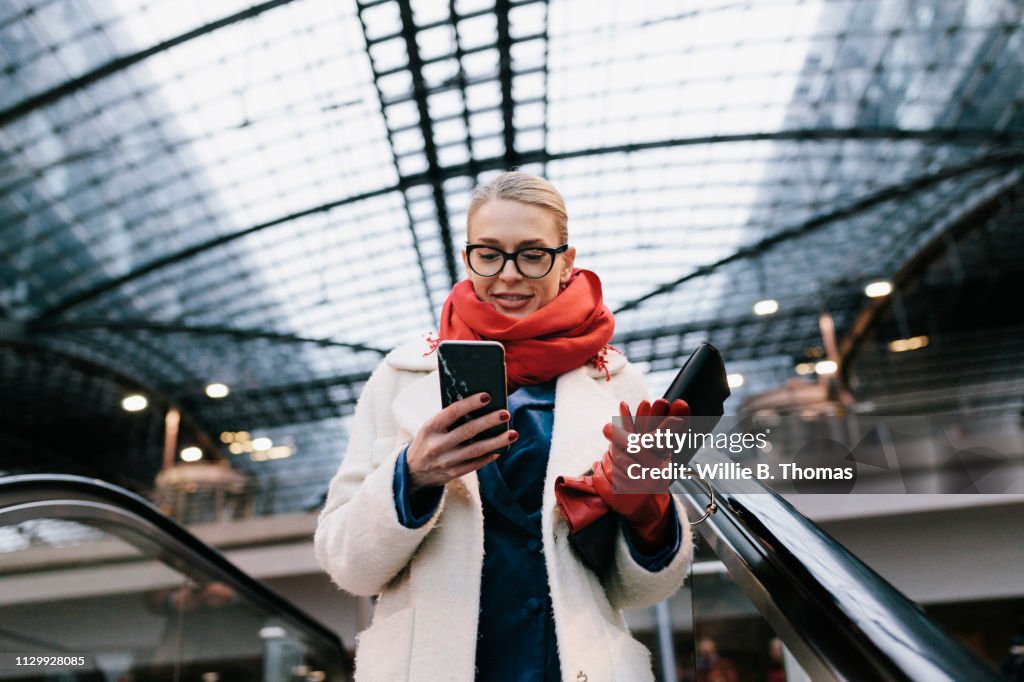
[314,335,693,682]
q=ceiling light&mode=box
[121,394,148,412]
[795,363,816,376]
[815,360,838,375]
[252,437,273,451]
[753,299,778,315]
[267,445,295,460]
[727,373,744,388]
[206,383,230,398]
[889,335,929,352]
[260,626,287,639]
[180,447,202,462]
[864,280,893,298]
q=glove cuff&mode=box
[623,495,674,554]
[554,474,611,534]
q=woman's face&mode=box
[463,199,576,319]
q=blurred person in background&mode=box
[766,637,786,682]
[696,637,739,682]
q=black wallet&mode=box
[567,341,731,573]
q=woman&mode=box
[315,172,692,681]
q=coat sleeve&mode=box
[602,495,693,609]
[314,363,446,596]
[600,361,694,610]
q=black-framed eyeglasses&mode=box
[465,243,569,278]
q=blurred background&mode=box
[1,0,1022,680]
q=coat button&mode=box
[525,597,541,612]
[526,538,541,553]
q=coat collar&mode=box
[391,369,443,438]
[546,365,621,479]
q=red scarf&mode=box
[433,268,615,391]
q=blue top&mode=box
[393,380,680,681]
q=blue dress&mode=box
[393,380,680,681]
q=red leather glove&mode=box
[555,398,690,554]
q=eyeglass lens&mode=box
[468,247,555,278]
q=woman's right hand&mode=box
[405,392,517,494]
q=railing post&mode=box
[654,600,677,682]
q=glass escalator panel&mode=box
[0,479,349,681]
[686,549,812,682]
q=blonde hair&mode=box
[467,171,569,243]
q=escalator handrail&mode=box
[0,473,353,675]
[675,450,1000,682]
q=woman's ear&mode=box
[560,246,577,282]
[461,248,471,279]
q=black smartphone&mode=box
[663,341,731,466]
[437,340,509,456]
[663,341,731,415]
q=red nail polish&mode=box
[480,393,490,404]
[508,431,519,442]
[499,410,510,421]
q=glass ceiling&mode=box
[1,0,1022,514]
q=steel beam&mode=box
[395,0,459,287]
[495,0,518,169]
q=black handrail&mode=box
[675,451,1000,682]
[0,473,353,679]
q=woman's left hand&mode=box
[599,398,690,496]
[591,399,689,552]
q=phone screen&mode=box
[437,340,509,455]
